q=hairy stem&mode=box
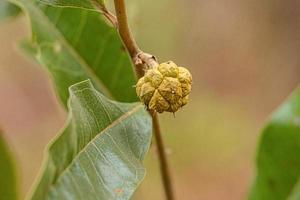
[112,0,175,199]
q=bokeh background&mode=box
[1,0,300,199]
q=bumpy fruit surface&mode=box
[136,61,192,113]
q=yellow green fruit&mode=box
[136,61,192,113]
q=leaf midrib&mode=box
[49,103,143,192]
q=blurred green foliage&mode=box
[250,88,300,200]
[0,132,18,200]
[0,2,20,21]
[18,0,137,106]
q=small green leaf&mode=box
[249,88,300,200]
[0,131,18,200]
[9,0,137,107]
[0,2,21,21]
[38,0,105,10]
[28,80,152,200]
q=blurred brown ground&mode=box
[0,0,299,199]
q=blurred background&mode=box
[0,0,300,199]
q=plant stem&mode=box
[113,0,140,58]
[152,112,176,200]
[114,0,159,77]
[112,0,175,199]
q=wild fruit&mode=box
[136,61,192,113]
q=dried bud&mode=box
[136,61,192,113]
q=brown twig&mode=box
[113,0,159,78]
[151,112,176,200]
[112,0,175,199]
[113,0,140,58]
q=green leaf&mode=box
[38,0,105,10]
[0,131,18,200]
[0,2,21,21]
[249,88,300,200]
[9,0,137,107]
[28,80,152,200]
